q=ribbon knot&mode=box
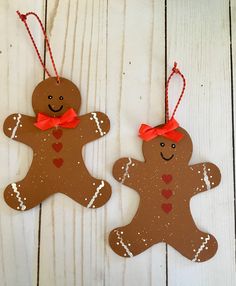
[18,13,27,22]
[172,62,179,73]
[34,108,80,130]
[139,117,183,142]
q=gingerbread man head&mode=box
[142,126,193,165]
[32,77,81,116]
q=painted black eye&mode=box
[160,142,165,147]
[59,96,64,100]
[171,144,176,148]
[48,95,53,99]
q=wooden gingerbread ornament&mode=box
[3,11,111,211]
[109,63,221,262]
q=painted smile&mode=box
[160,152,174,161]
[48,104,63,112]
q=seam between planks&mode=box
[164,1,168,286]
[228,0,236,265]
[36,0,48,285]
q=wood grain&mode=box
[0,0,235,285]
[167,1,236,285]
[0,1,46,286]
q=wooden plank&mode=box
[39,0,166,285]
[39,1,111,285]
[0,1,46,286]
[106,0,166,285]
[166,0,236,285]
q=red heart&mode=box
[161,189,172,199]
[52,129,63,139]
[52,142,63,152]
[53,158,64,168]
[161,203,172,214]
[162,174,172,184]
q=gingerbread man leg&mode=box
[65,175,111,209]
[4,168,52,211]
[109,219,161,257]
[168,223,218,262]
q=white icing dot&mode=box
[24,198,26,201]
[14,135,17,138]
[198,171,201,173]
[99,193,102,196]
[205,247,208,250]
[92,205,95,208]
[120,231,123,234]
[95,130,98,133]
[103,132,106,135]
[93,183,96,186]
[202,185,204,188]
[8,128,12,131]
[116,242,119,245]
[78,162,80,164]
[132,163,135,166]
[43,138,47,141]
[128,243,131,246]
[124,253,127,256]
[13,117,16,120]
[20,124,22,127]
[11,194,13,196]
[90,117,93,120]
[85,198,88,201]
[212,182,215,185]
[101,120,104,123]
[121,166,124,169]
[210,175,212,178]
[201,237,204,240]
[208,168,211,171]
[193,249,196,252]
[18,185,21,187]
[201,178,203,181]
[17,207,19,209]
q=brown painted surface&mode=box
[110,126,221,262]
[3,77,111,211]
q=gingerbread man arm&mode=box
[113,157,145,192]
[3,113,37,146]
[189,162,221,195]
[78,112,110,144]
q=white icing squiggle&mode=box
[192,235,210,262]
[91,112,104,136]
[11,183,26,211]
[115,230,133,257]
[121,157,132,184]
[87,180,105,208]
[11,114,22,139]
[203,164,211,190]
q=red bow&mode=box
[34,108,80,130]
[139,117,183,142]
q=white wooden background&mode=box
[0,0,235,285]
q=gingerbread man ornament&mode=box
[3,12,111,211]
[109,64,221,262]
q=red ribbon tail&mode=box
[61,118,80,129]
[139,124,157,141]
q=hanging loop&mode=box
[16,10,60,83]
[165,62,186,121]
